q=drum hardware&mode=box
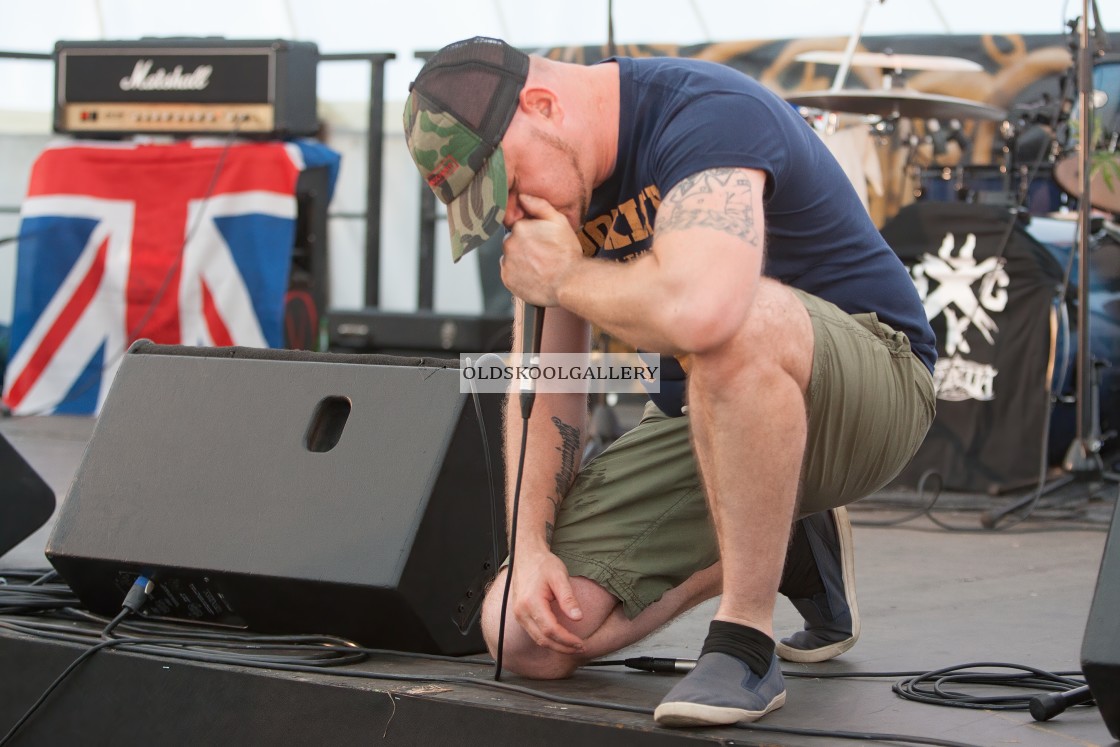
[993,86,1079,216]
[822,0,884,94]
[790,0,1007,221]
[786,89,1008,123]
[983,0,1120,530]
[912,112,1046,211]
[1007,96,1071,129]
[1003,100,1068,160]
[789,43,1006,122]
[790,0,1001,123]
[789,89,1007,212]
[918,165,1015,206]
[926,118,967,158]
[917,87,1074,216]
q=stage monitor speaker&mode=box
[0,433,55,559]
[1082,497,1120,738]
[45,342,506,655]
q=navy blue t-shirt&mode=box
[580,56,936,416]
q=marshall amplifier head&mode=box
[54,38,319,138]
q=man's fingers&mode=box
[515,595,584,653]
[518,194,566,223]
[526,601,584,650]
[507,556,588,655]
[552,576,584,622]
[519,614,582,654]
[536,621,584,652]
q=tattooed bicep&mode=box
[655,167,763,248]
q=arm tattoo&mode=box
[656,167,762,247]
[545,416,582,540]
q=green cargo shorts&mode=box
[549,288,936,620]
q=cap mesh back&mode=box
[413,37,528,147]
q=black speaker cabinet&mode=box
[0,433,55,558]
[45,342,505,655]
[1082,496,1120,738]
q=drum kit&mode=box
[783,26,1120,501]
[783,46,1119,219]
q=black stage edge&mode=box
[0,630,735,746]
[5,414,1118,746]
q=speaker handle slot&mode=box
[304,396,352,453]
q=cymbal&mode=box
[786,90,1007,121]
[1053,151,1120,215]
[796,50,983,72]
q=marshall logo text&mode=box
[120,60,213,92]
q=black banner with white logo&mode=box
[883,202,1063,493]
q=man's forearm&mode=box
[503,389,587,555]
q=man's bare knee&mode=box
[480,571,620,679]
[487,637,586,679]
[480,575,585,679]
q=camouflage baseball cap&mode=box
[404,37,529,261]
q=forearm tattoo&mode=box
[545,416,582,543]
[656,167,762,247]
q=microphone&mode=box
[519,303,546,420]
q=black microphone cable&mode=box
[463,351,506,623]
[493,419,530,683]
[0,574,154,747]
[892,662,1089,713]
[494,302,545,682]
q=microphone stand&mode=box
[984,0,1120,527]
[1065,0,1113,480]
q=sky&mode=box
[0,0,1101,111]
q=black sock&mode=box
[778,519,825,599]
[700,620,775,677]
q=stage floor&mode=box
[1,414,1117,746]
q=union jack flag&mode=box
[3,139,334,415]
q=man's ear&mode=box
[519,86,561,123]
